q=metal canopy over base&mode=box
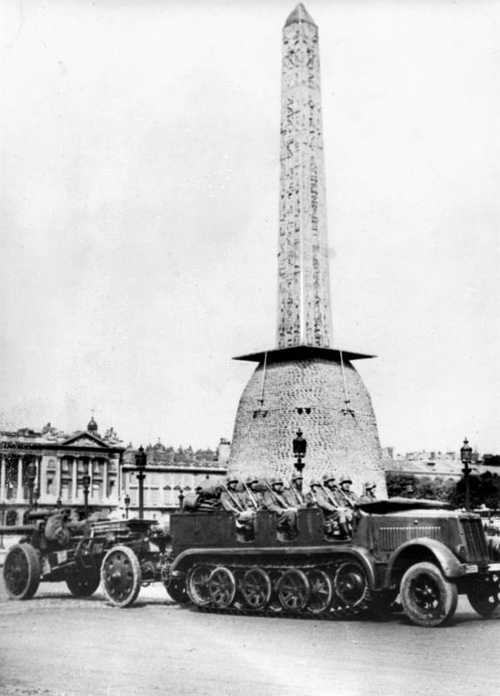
[233,345,376,364]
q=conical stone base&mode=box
[228,357,387,497]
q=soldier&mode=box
[337,474,360,508]
[220,477,256,531]
[311,474,344,536]
[284,472,308,508]
[241,476,263,511]
[359,481,377,504]
[262,477,298,536]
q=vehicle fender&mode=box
[385,538,464,586]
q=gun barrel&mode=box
[0,525,36,535]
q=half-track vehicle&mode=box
[1,510,165,601]
[99,497,500,627]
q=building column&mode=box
[16,456,23,502]
[56,457,62,502]
[103,459,108,500]
[71,458,78,502]
[39,455,46,502]
[0,454,5,503]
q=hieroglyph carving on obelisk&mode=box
[277,4,333,349]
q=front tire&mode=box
[400,561,457,627]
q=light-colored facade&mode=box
[0,418,124,526]
[121,438,228,518]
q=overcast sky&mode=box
[1,0,499,454]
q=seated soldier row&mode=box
[185,473,378,540]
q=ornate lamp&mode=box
[460,437,473,511]
[82,473,91,518]
[135,446,147,519]
[292,429,307,473]
[26,460,37,509]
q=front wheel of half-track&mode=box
[400,561,457,627]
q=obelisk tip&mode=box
[284,3,317,28]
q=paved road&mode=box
[0,579,499,696]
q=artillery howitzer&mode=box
[98,498,500,627]
[1,510,168,601]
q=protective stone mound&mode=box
[228,357,387,497]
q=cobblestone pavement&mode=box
[0,578,499,696]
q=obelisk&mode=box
[228,5,386,496]
[277,3,332,350]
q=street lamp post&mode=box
[135,446,147,519]
[82,473,91,518]
[292,430,307,474]
[124,493,130,520]
[26,461,37,509]
[461,437,473,511]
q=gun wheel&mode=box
[333,561,370,610]
[207,566,236,609]
[467,573,500,618]
[187,564,212,607]
[3,543,41,600]
[307,569,333,615]
[66,567,100,597]
[165,578,189,604]
[101,545,142,608]
[240,567,272,611]
[277,568,310,613]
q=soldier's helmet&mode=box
[322,473,336,485]
[340,473,352,485]
[365,481,376,491]
[310,479,321,488]
[271,476,284,487]
[246,475,259,486]
[226,476,239,486]
[291,472,303,481]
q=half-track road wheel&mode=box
[307,569,333,615]
[467,573,500,618]
[400,561,458,627]
[3,543,41,600]
[240,567,272,611]
[101,545,142,608]
[187,564,212,607]
[333,561,370,614]
[207,566,236,609]
[277,568,310,613]
[66,567,100,597]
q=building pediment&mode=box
[62,432,109,449]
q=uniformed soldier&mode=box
[220,477,256,531]
[310,474,344,536]
[337,474,360,508]
[262,477,298,536]
[359,481,377,503]
[44,509,72,546]
[284,472,309,508]
[241,476,263,511]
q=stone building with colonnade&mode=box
[0,417,125,528]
